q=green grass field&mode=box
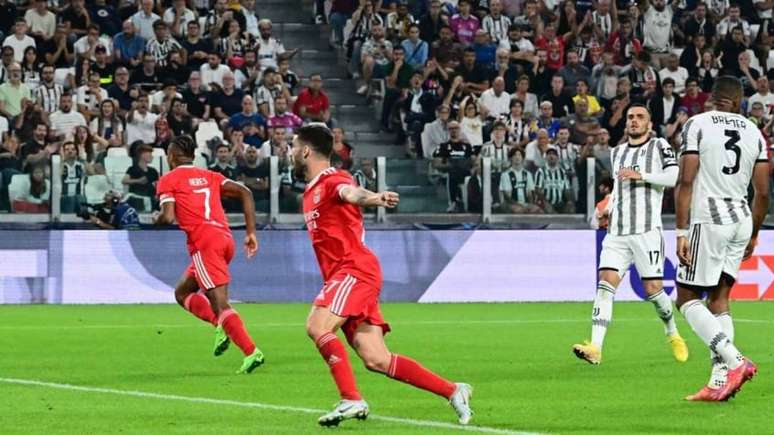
[1,302,772,435]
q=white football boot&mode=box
[449,383,473,425]
[317,399,369,427]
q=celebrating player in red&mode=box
[291,125,473,427]
[154,136,264,374]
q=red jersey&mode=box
[293,88,330,118]
[156,165,231,247]
[303,168,382,286]
[535,35,565,71]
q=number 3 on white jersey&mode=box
[193,187,211,220]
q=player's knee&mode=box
[362,353,390,373]
[305,322,326,341]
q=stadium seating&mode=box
[84,175,112,204]
[103,156,133,193]
[8,174,30,207]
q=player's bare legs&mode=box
[206,285,264,373]
[306,306,367,426]
[351,323,472,424]
[642,279,688,362]
[677,285,756,401]
[573,270,620,364]
[174,273,217,327]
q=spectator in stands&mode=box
[482,0,510,43]
[146,20,183,68]
[130,52,163,92]
[256,19,292,70]
[541,74,573,118]
[75,71,108,122]
[353,157,376,190]
[293,73,330,124]
[90,99,124,147]
[346,0,382,75]
[217,18,254,60]
[697,50,719,92]
[253,67,287,117]
[34,64,61,114]
[60,141,86,213]
[91,46,114,87]
[114,20,146,69]
[13,164,49,213]
[500,23,535,70]
[126,93,159,145]
[357,23,393,95]
[210,71,245,123]
[181,21,212,72]
[524,127,550,171]
[277,56,299,95]
[166,97,193,138]
[649,77,679,137]
[90,0,119,38]
[749,77,774,115]
[604,19,641,66]
[237,144,269,204]
[423,104,451,157]
[229,94,265,135]
[471,29,497,70]
[25,0,56,43]
[528,48,553,97]
[504,99,529,147]
[19,121,51,173]
[49,92,87,140]
[209,143,238,179]
[665,106,690,143]
[380,45,414,132]
[401,24,428,69]
[20,47,41,90]
[332,127,354,170]
[122,144,159,211]
[717,5,751,43]
[683,3,714,44]
[150,79,183,113]
[72,126,101,175]
[132,0,161,41]
[456,47,489,95]
[592,128,612,177]
[659,53,689,95]
[418,0,444,43]
[3,19,35,63]
[449,0,480,46]
[572,79,602,117]
[718,25,747,76]
[431,25,462,67]
[432,119,474,213]
[499,148,541,214]
[74,24,112,63]
[200,51,231,91]
[204,0,230,40]
[680,77,709,116]
[480,120,511,179]
[562,99,600,145]
[162,50,190,87]
[465,155,484,213]
[642,0,673,68]
[624,51,660,101]
[601,93,627,145]
[536,147,572,213]
[737,51,761,97]
[107,67,133,114]
[181,72,210,121]
[386,1,415,43]
[268,96,303,134]
[459,96,484,149]
[680,33,705,79]
[0,0,16,42]
[255,126,281,160]
[401,71,438,154]
[530,100,560,140]
[164,0,196,39]
[558,50,590,95]
[535,22,567,71]
[0,63,31,121]
[512,75,538,116]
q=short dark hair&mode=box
[215,143,230,153]
[153,19,167,29]
[296,124,333,158]
[508,147,525,159]
[170,135,197,158]
[712,75,743,103]
[686,76,699,86]
[662,77,676,87]
[627,102,652,118]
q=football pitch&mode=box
[1,302,772,435]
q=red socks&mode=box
[387,354,456,399]
[183,292,217,326]
[219,309,256,356]
[316,333,362,400]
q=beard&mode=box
[292,155,306,181]
[627,129,647,140]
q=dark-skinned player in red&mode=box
[291,125,473,427]
[154,135,264,374]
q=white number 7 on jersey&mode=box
[193,187,211,220]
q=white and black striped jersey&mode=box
[609,137,678,236]
[536,165,570,207]
[35,83,63,113]
[592,11,614,40]
[555,143,580,177]
[681,110,768,226]
[482,14,511,43]
[499,167,534,204]
[479,142,511,172]
[62,160,86,197]
[255,37,285,69]
[145,37,183,67]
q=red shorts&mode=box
[314,272,391,344]
[185,233,235,290]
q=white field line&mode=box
[0,317,771,330]
[0,377,541,435]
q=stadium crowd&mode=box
[0,0,772,216]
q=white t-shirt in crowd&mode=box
[2,35,36,62]
[200,63,232,91]
[49,110,87,138]
[126,111,159,145]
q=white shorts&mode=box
[599,229,665,279]
[676,219,753,288]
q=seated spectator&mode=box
[21,47,42,90]
[717,5,750,42]
[483,0,511,44]
[422,104,451,157]
[72,126,103,175]
[107,67,135,114]
[386,1,415,42]
[455,48,490,95]
[42,25,74,69]
[217,18,254,59]
[209,143,238,179]
[346,0,384,77]
[181,72,210,121]
[530,100,561,140]
[73,24,112,62]
[150,80,183,113]
[536,147,573,213]
[572,79,602,117]
[480,120,511,176]
[592,128,612,177]
[357,23,393,95]
[680,34,705,79]
[737,51,760,97]
[90,99,124,147]
[504,99,530,148]
[25,0,57,43]
[499,148,542,214]
[624,51,660,102]
[91,46,115,87]
[243,122,264,148]
[256,19,292,70]
[277,56,299,96]
[253,67,287,117]
[534,22,567,72]
[293,73,330,123]
[431,24,463,67]
[164,0,197,39]
[749,77,774,115]
[166,97,193,138]
[162,50,190,85]
[132,0,161,41]
[353,157,376,191]
[210,71,245,123]
[561,99,600,146]
[13,164,49,213]
[459,97,484,149]
[472,29,497,70]
[553,126,581,192]
[512,75,538,117]
[237,145,270,206]
[229,95,266,135]
[401,24,428,69]
[0,63,31,121]
[697,51,719,93]
[380,45,414,131]
[499,24,535,71]
[558,50,590,96]
[649,77,679,137]
[75,72,109,121]
[465,155,484,213]
[113,20,146,69]
[432,120,474,213]
[659,53,689,95]
[19,122,52,173]
[478,76,510,120]
[541,75,573,118]
[60,141,86,213]
[126,94,159,145]
[130,53,163,92]
[680,77,709,117]
[268,96,303,134]
[524,128,551,171]
[331,127,354,170]
[88,0,119,39]
[49,92,87,140]
[401,71,438,154]
[449,0,480,46]
[419,0,445,43]
[200,52,231,91]
[182,21,213,71]
[3,19,36,63]
[34,64,62,114]
[122,144,159,211]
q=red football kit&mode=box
[303,167,390,343]
[157,165,235,290]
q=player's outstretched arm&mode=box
[222,180,259,258]
[338,185,400,208]
[675,154,699,266]
[154,201,176,225]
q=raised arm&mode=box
[221,179,258,258]
[338,184,399,208]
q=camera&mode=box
[76,203,101,220]
[76,193,120,221]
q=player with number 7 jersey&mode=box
[155,136,265,374]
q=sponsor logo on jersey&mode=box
[313,187,321,204]
[188,177,208,186]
